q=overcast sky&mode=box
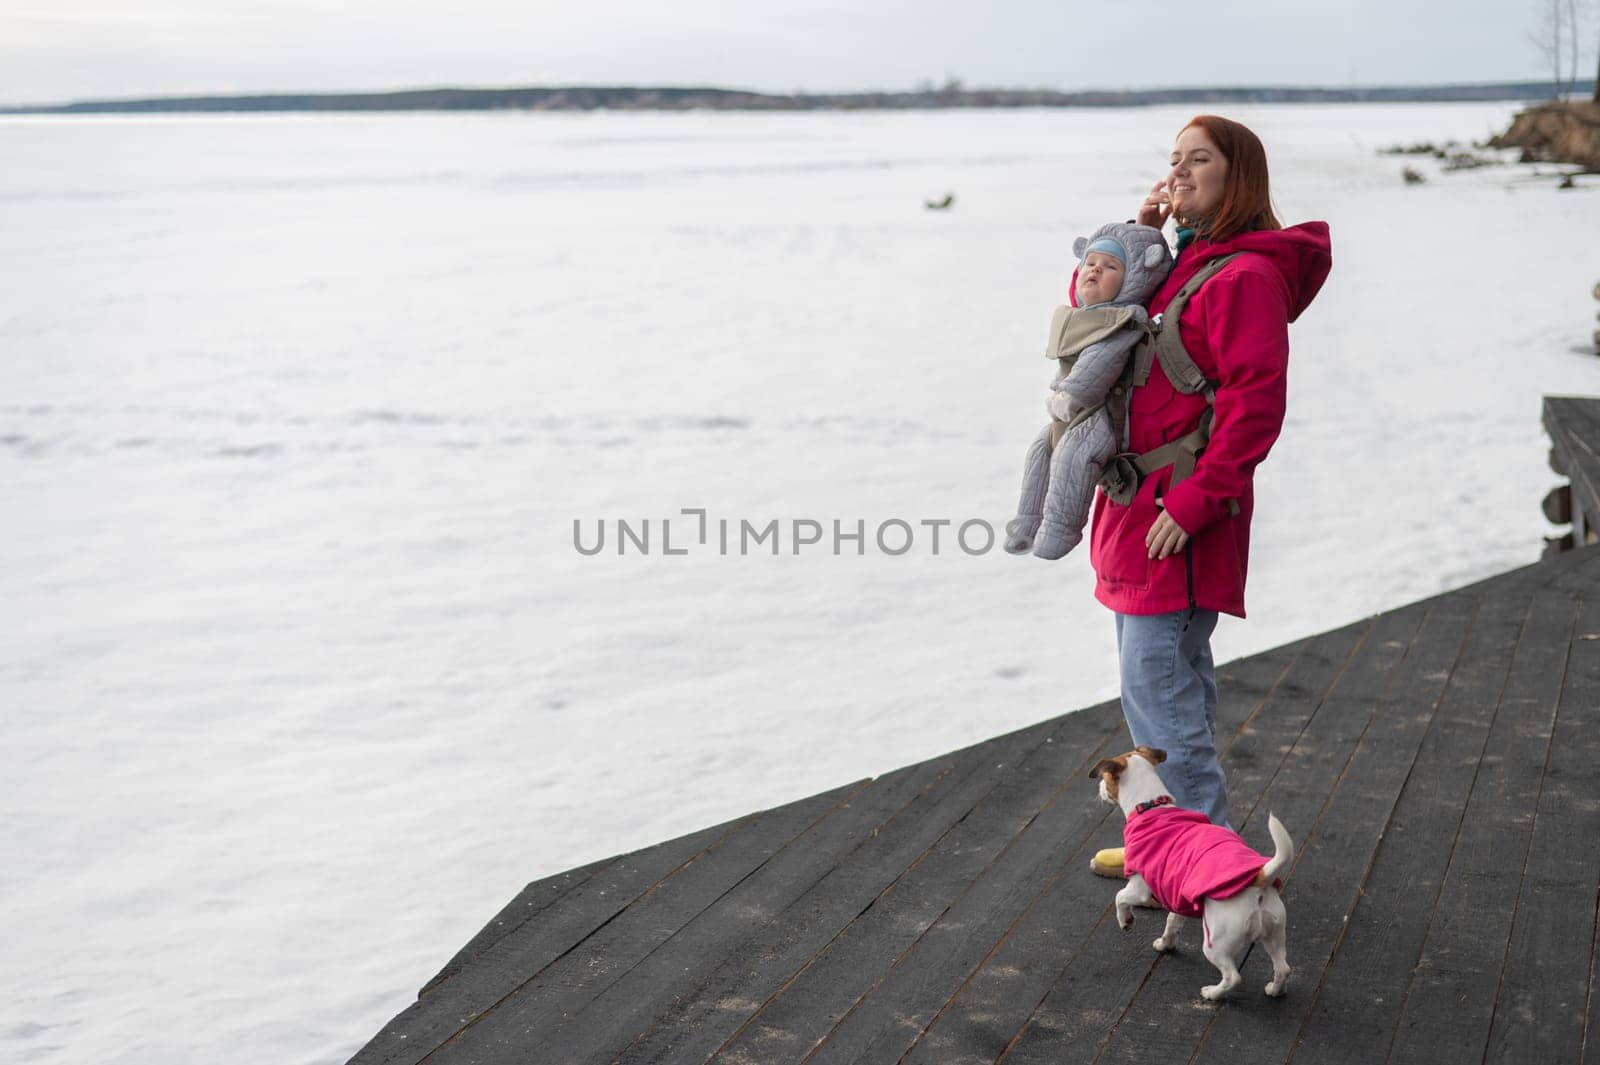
[0,0,1586,106]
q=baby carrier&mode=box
[1095,251,1244,517]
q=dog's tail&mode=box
[1261,813,1294,884]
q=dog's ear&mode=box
[1088,757,1121,781]
[1142,746,1168,764]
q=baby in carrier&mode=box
[1005,222,1174,559]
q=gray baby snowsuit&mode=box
[1006,222,1174,559]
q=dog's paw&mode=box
[1116,907,1135,931]
[1200,984,1228,1002]
[1265,977,1289,998]
[1152,936,1176,952]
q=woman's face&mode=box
[1168,126,1229,224]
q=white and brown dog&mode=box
[1090,746,1294,1001]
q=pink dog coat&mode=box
[1123,802,1269,918]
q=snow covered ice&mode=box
[1,102,1596,1064]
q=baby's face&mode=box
[1075,251,1125,307]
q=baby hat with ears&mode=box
[1071,222,1174,308]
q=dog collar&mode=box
[1133,796,1174,817]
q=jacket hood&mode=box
[1180,221,1331,323]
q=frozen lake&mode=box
[2,102,1597,1064]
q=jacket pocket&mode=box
[1091,493,1152,591]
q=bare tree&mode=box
[1531,0,1570,97]
[1566,0,1583,97]
[1571,0,1600,101]
[1591,0,1600,101]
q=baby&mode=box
[1005,222,1174,559]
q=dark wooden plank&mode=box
[1426,538,1593,614]
[1587,887,1600,1065]
[1216,624,1365,774]
[418,854,617,998]
[610,708,1131,1065]
[435,718,1055,1064]
[796,707,1139,1065]
[1286,582,1541,1064]
[1082,622,1376,1065]
[1483,597,1600,1065]
[351,816,777,1065]
[1214,633,1313,740]
[348,781,867,1065]
[893,616,1386,1065]
[1184,595,1478,1065]
[1545,396,1600,456]
[703,707,1125,1065]
[1490,538,1597,592]
[1545,396,1600,459]
[548,713,1073,1064]
[1386,593,1577,1065]
[1547,543,1600,595]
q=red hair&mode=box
[1181,115,1282,241]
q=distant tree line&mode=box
[4,81,1596,114]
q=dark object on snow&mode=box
[1379,141,1439,155]
[1440,151,1498,171]
[924,193,955,210]
[1402,166,1426,185]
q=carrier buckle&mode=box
[1100,453,1142,506]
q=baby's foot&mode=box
[1004,516,1040,555]
[1031,519,1081,560]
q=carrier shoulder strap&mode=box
[1098,252,1247,511]
[1133,252,1243,398]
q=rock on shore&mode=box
[1490,100,1600,170]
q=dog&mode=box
[1089,746,1294,1001]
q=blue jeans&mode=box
[1115,610,1230,828]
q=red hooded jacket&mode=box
[1088,222,1332,617]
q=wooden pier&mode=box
[351,404,1600,1065]
[1545,395,1600,553]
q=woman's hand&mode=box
[1146,509,1189,559]
[1137,179,1172,229]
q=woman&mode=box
[1090,116,1331,877]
